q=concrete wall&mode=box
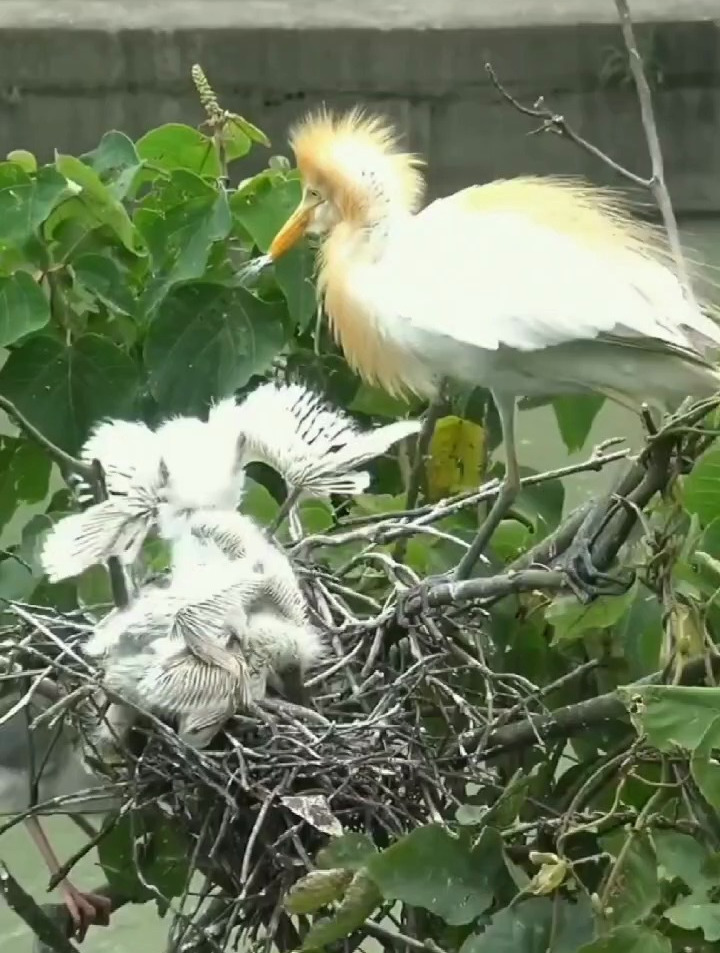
[1,1,719,212]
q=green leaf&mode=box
[653,831,713,894]
[576,926,670,953]
[144,282,285,416]
[301,869,382,950]
[7,150,37,173]
[275,245,317,330]
[297,498,335,534]
[72,253,136,316]
[240,477,280,526]
[142,818,190,903]
[76,563,114,611]
[513,465,565,534]
[316,833,377,873]
[228,114,270,148]
[136,124,221,178]
[218,123,252,162]
[284,868,353,915]
[546,581,636,644]
[618,684,720,752]
[54,153,142,254]
[0,514,53,602]
[690,718,720,810]
[665,899,720,941]
[348,384,415,419]
[98,814,189,905]
[0,165,70,246]
[683,447,720,526]
[601,830,659,925]
[460,896,595,953]
[0,333,140,453]
[0,271,50,345]
[0,436,51,534]
[552,394,605,453]
[81,131,144,200]
[366,825,503,926]
[232,175,301,252]
[135,173,231,313]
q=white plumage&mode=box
[85,522,322,749]
[231,381,421,496]
[41,381,419,583]
[266,109,720,582]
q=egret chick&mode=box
[267,108,720,591]
[85,533,322,749]
[42,382,419,582]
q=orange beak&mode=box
[268,203,312,260]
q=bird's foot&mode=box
[395,573,451,627]
[556,538,635,604]
[60,881,112,941]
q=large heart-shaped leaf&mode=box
[0,333,141,452]
[366,825,503,926]
[0,164,70,247]
[0,271,50,345]
[144,282,286,415]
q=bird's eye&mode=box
[306,188,321,202]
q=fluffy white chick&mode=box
[86,514,322,750]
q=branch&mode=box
[0,395,129,607]
[393,389,446,562]
[399,397,718,615]
[0,396,92,480]
[480,653,720,758]
[0,861,80,953]
[613,0,694,299]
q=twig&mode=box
[87,459,130,609]
[484,63,647,188]
[613,0,694,299]
[393,390,446,562]
[0,396,92,480]
[480,653,720,758]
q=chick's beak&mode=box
[268,201,312,261]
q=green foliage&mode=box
[2,63,720,953]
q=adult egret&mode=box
[266,108,720,588]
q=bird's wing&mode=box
[234,382,421,495]
[367,186,720,358]
[40,495,155,582]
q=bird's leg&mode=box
[455,392,521,581]
[24,816,112,941]
[553,503,635,604]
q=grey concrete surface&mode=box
[1,1,720,212]
[1,0,719,30]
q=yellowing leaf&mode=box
[528,857,570,895]
[284,868,353,915]
[426,415,484,502]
